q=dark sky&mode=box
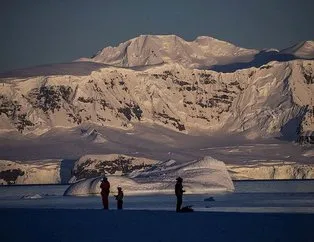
[1,0,313,72]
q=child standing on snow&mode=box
[115,186,124,210]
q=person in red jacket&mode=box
[100,176,110,209]
[114,186,124,210]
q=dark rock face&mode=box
[118,103,143,121]
[28,85,73,113]
[302,68,314,84]
[157,112,185,131]
[73,156,152,180]
[297,131,314,145]
[0,95,34,131]
[0,169,25,184]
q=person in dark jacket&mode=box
[175,177,185,212]
[114,186,124,210]
[100,176,110,209]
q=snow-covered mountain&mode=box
[0,59,313,140]
[78,35,314,72]
[79,35,258,69]
[0,35,313,184]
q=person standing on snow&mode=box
[114,186,124,210]
[175,177,185,212]
[100,176,110,209]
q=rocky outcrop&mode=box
[70,154,156,183]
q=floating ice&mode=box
[21,194,43,199]
[64,156,234,196]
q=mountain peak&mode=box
[194,35,230,44]
[88,34,258,69]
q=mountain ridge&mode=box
[0,35,313,143]
[80,34,258,69]
[1,35,313,77]
[0,35,313,186]
[0,59,313,141]
[77,35,314,71]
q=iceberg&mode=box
[64,156,234,196]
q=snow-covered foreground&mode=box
[1,181,314,242]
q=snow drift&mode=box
[64,156,234,196]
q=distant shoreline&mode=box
[1,178,314,187]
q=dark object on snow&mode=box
[180,206,194,212]
[175,177,185,212]
[204,197,215,202]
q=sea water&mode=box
[0,180,313,213]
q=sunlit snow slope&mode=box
[0,60,313,139]
[81,35,258,69]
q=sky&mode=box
[0,0,313,73]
